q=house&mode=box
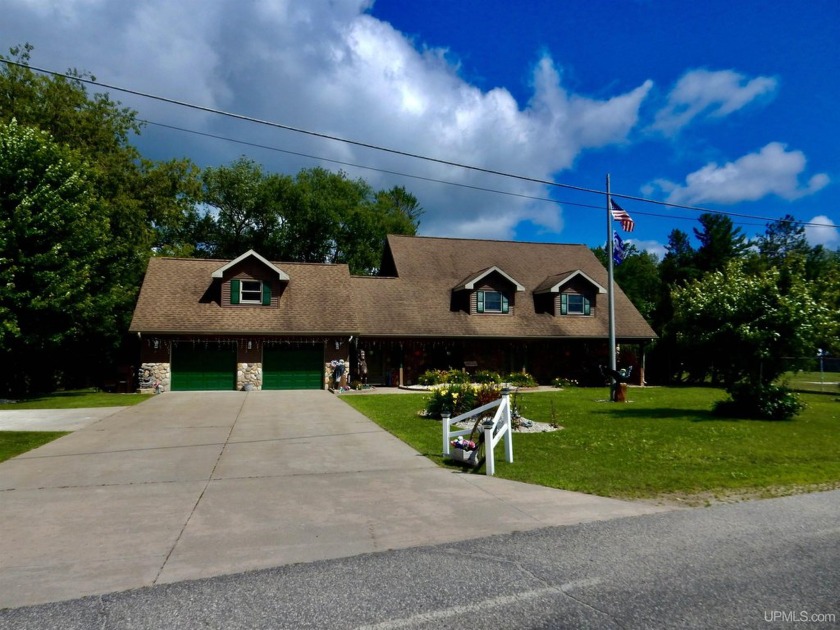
[129,235,656,391]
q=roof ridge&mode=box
[389,234,589,247]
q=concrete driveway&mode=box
[0,391,672,609]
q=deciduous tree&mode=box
[0,120,108,392]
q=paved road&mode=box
[0,391,669,609]
[1,489,837,629]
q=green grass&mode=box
[0,431,69,463]
[780,371,840,395]
[341,387,840,502]
[0,390,149,410]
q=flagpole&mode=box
[606,174,617,377]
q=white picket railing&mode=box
[442,388,513,476]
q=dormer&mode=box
[534,270,606,316]
[211,250,290,307]
[451,266,526,315]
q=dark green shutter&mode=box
[560,293,568,315]
[230,279,240,305]
[502,294,509,313]
[262,282,272,305]
[476,290,485,313]
[583,297,591,316]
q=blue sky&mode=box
[3,0,838,256]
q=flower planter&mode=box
[449,448,479,467]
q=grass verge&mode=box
[0,431,69,463]
[0,390,149,410]
[341,387,840,503]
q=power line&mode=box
[144,119,767,229]
[3,58,838,231]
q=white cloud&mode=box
[652,68,778,135]
[650,142,829,205]
[805,215,840,248]
[2,0,653,240]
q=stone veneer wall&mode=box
[138,362,171,393]
[238,363,262,390]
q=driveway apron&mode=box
[0,391,670,609]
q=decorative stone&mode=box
[237,363,262,390]
[138,362,170,393]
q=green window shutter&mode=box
[583,297,591,316]
[501,294,509,313]
[476,290,485,313]
[560,293,568,315]
[262,282,272,306]
[230,279,241,305]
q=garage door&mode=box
[171,346,236,391]
[263,347,323,390]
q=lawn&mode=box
[780,371,840,395]
[0,431,70,463]
[0,390,149,410]
[341,387,840,503]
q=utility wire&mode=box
[3,58,838,231]
[144,119,770,229]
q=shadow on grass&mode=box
[614,405,800,423]
[608,406,721,422]
[22,391,93,402]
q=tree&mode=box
[0,120,109,393]
[198,157,287,259]
[591,242,660,323]
[672,258,829,417]
[756,214,810,262]
[0,44,201,390]
[693,213,749,273]
[194,162,421,274]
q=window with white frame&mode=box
[230,279,271,305]
[476,290,509,313]
[240,280,263,304]
[561,293,591,315]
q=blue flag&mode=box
[613,231,625,265]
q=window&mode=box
[477,290,509,314]
[230,279,271,305]
[561,293,591,315]
[240,280,262,304]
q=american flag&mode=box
[610,199,635,232]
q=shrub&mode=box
[504,372,537,387]
[473,370,502,384]
[552,376,578,388]
[424,384,478,418]
[446,370,472,384]
[474,383,502,407]
[713,383,805,421]
[418,369,446,386]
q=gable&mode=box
[453,266,526,292]
[130,256,357,335]
[211,249,290,281]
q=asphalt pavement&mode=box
[0,391,671,610]
[1,488,837,629]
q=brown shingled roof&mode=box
[351,235,655,340]
[129,235,656,341]
[129,257,357,335]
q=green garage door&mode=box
[263,347,323,390]
[171,346,236,391]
